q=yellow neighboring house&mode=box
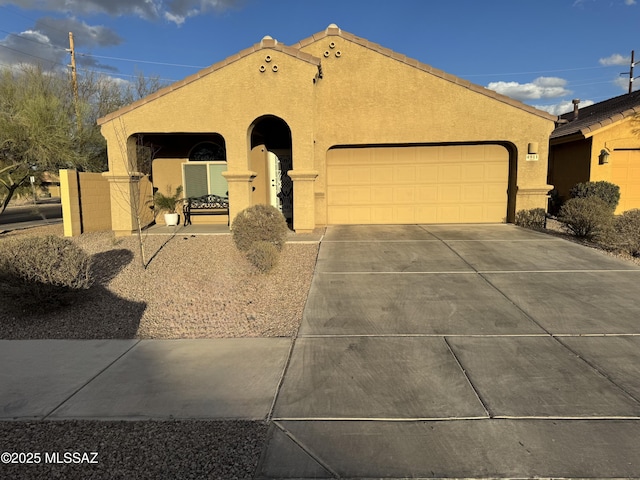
[98,24,556,235]
[549,91,640,214]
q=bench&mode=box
[183,194,230,226]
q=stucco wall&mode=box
[60,169,112,236]
[99,28,556,233]
[299,32,555,222]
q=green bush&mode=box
[515,208,546,230]
[558,196,614,239]
[231,204,288,252]
[569,181,620,211]
[246,241,280,273]
[613,209,640,257]
[0,235,93,310]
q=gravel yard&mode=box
[0,225,320,339]
[0,225,318,479]
[0,420,268,479]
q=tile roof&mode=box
[98,24,557,125]
[551,89,640,140]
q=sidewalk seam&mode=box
[42,340,142,420]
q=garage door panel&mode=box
[462,185,485,202]
[327,186,351,205]
[326,145,509,224]
[417,187,438,203]
[394,165,417,183]
[439,184,462,203]
[371,166,392,184]
[439,165,462,183]
[462,164,486,182]
[371,207,394,223]
[393,186,416,203]
[611,150,640,213]
[416,165,438,182]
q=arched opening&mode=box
[249,115,293,226]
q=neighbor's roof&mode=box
[551,89,640,141]
[98,24,557,125]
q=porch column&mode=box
[288,169,318,234]
[222,170,256,224]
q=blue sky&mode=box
[0,0,638,115]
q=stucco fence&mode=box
[59,169,112,236]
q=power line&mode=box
[0,43,65,67]
[77,52,206,69]
[1,7,71,36]
[460,65,616,78]
[0,28,67,51]
[77,67,178,83]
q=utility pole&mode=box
[621,50,639,94]
[67,31,80,129]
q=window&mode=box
[182,162,228,198]
[182,142,227,198]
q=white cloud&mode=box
[0,29,65,70]
[599,53,631,66]
[533,99,595,116]
[0,18,122,72]
[0,0,242,24]
[625,0,636,5]
[486,76,571,101]
[614,76,631,92]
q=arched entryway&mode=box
[249,115,293,225]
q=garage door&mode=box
[326,144,509,224]
[611,149,640,213]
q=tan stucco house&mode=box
[98,24,557,235]
[549,91,640,214]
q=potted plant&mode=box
[153,185,183,226]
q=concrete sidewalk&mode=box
[0,338,292,420]
[257,224,640,479]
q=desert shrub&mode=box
[0,235,93,310]
[246,241,280,273]
[612,209,640,256]
[231,204,288,252]
[569,181,620,212]
[558,196,614,239]
[515,208,546,230]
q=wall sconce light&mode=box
[598,149,610,165]
[528,142,539,155]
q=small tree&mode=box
[0,66,79,212]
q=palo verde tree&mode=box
[0,65,165,214]
[0,65,81,213]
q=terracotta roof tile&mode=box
[551,90,640,140]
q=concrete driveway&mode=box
[257,224,640,479]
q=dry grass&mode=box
[0,225,319,339]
